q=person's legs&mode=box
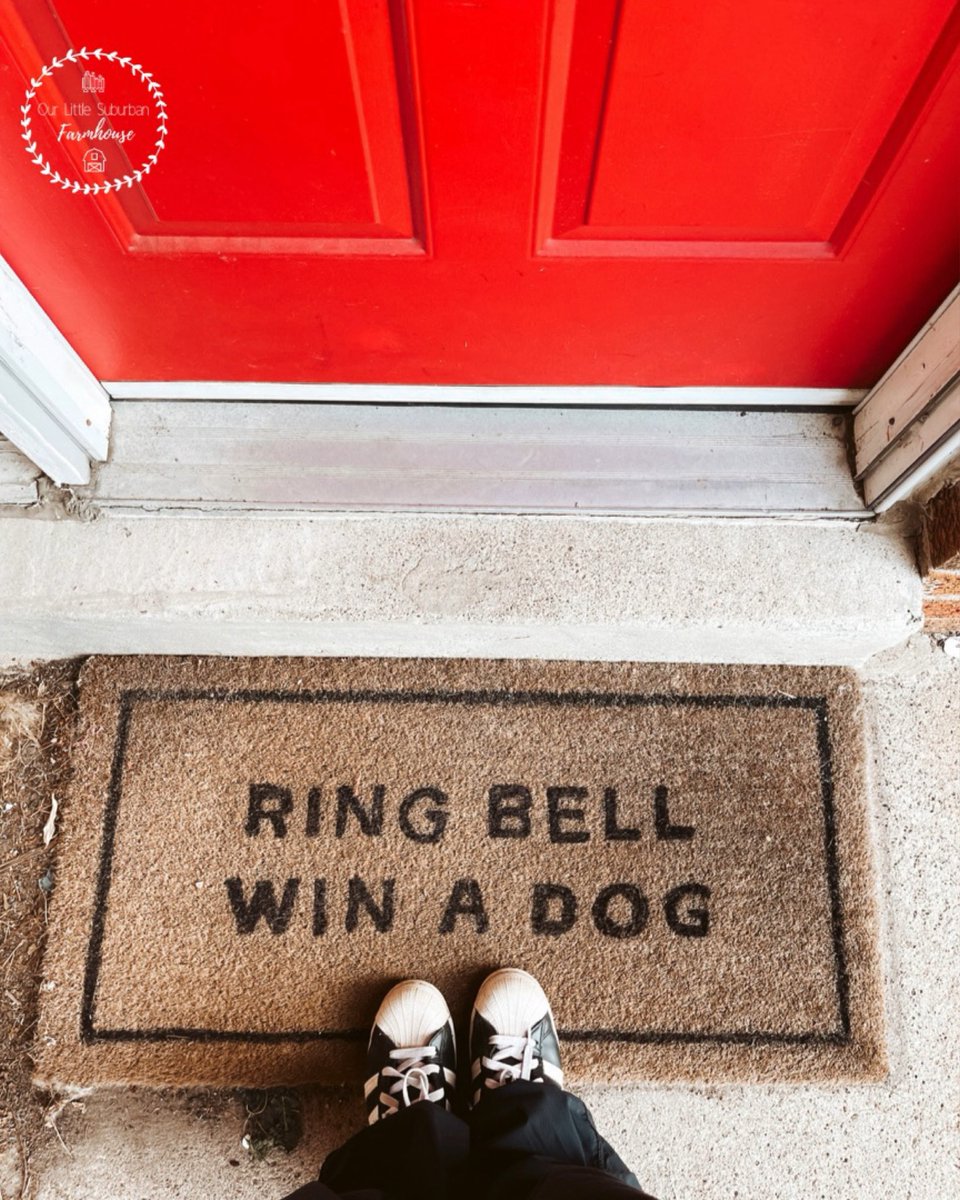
[469,1081,654,1200]
[280,980,468,1200]
[282,1100,469,1200]
[466,968,659,1200]
[282,969,659,1200]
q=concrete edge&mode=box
[0,511,922,668]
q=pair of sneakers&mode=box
[366,967,564,1124]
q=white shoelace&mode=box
[379,1045,444,1115]
[481,1031,541,1089]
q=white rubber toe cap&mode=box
[473,967,552,1037]
[372,979,453,1049]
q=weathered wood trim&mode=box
[854,286,960,509]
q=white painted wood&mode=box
[0,361,93,486]
[92,401,868,516]
[0,255,111,485]
[102,380,865,409]
[863,374,960,508]
[0,435,40,505]
[854,287,960,470]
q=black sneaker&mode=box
[364,980,457,1124]
[469,967,564,1107]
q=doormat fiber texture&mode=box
[37,656,885,1088]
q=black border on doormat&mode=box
[79,687,851,1048]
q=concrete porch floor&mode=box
[7,634,955,1199]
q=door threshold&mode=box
[72,400,870,519]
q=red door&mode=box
[1,0,958,386]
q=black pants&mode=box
[282,1081,658,1200]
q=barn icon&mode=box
[82,147,106,174]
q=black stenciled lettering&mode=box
[654,785,695,841]
[306,787,322,837]
[547,786,590,844]
[438,878,489,934]
[399,788,449,844]
[225,876,299,934]
[664,883,711,937]
[345,876,395,933]
[603,787,641,841]
[488,785,532,839]
[313,878,327,936]
[591,883,649,938]
[336,785,386,838]
[531,883,577,935]
[246,783,293,838]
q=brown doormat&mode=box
[36,656,885,1089]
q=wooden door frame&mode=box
[853,285,960,511]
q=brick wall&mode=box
[920,481,960,633]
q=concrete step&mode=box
[0,510,919,668]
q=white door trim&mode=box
[0,255,111,485]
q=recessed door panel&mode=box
[536,0,957,251]
[3,0,425,252]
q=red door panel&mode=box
[0,0,958,386]
[539,0,957,250]
[132,1,423,249]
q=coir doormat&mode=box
[36,656,885,1088]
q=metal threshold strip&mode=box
[65,398,872,520]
